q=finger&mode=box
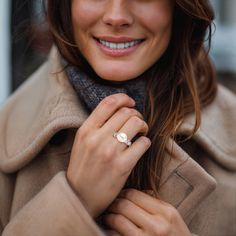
[101,107,143,134]
[105,115,149,152]
[107,198,156,229]
[142,189,159,198]
[118,188,168,215]
[103,213,141,236]
[104,229,122,236]
[118,136,151,170]
[118,116,149,140]
[83,93,135,129]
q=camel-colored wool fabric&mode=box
[0,47,236,236]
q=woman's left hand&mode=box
[102,189,192,236]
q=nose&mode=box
[102,0,134,29]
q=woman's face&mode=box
[71,0,174,81]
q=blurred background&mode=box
[0,0,236,105]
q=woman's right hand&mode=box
[66,93,151,218]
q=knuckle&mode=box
[102,93,133,108]
[115,199,129,210]
[119,93,131,101]
[102,96,117,106]
[75,129,82,140]
[116,93,133,104]
[120,107,143,119]
[110,214,125,226]
[130,116,144,127]
[136,110,144,119]
[132,117,149,133]
[120,107,135,115]
[131,108,143,118]
[123,188,138,199]
[143,122,149,132]
[119,107,132,115]
[85,134,100,150]
[75,127,88,145]
[154,223,171,236]
[140,136,151,146]
[76,126,87,138]
[102,147,116,162]
[167,205,179,221]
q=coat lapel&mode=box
[158,141,216,223]
[159,84,236,222]
[0,47,89,173]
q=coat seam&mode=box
[174,171,194,208]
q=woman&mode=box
[0,0,236,235]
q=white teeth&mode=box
[98,39,141,49]
[118,43,124,49]
[110,43,116,49]
[125,42,130,48]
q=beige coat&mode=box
[0,48,236,236]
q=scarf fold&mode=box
[65,63,147,115]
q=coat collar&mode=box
[0,47,89,173]
[0,47,236,222]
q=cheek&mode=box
[71,0,100,33]
[135,1,173,36]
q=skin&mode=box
[67,0,191,235]
[71,0,174,81]
[67,94,151,217]
[104,189,192,236]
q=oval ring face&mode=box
[113,132,132,146]
[116,132,128,143]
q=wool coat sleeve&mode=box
[1,171,105,236]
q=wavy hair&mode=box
[45,0,217,195]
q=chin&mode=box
[94,66,144,82]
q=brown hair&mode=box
[45,0,217,194]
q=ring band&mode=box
[113,132,132,147]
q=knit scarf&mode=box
[65,64,147,115]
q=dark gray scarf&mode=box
[65,64,147,115]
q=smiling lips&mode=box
[94,36,145,57]
[100,39,142,49]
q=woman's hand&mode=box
[103,189,192,236]
[66,93,151,217]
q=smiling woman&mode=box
[0,0,236,236]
